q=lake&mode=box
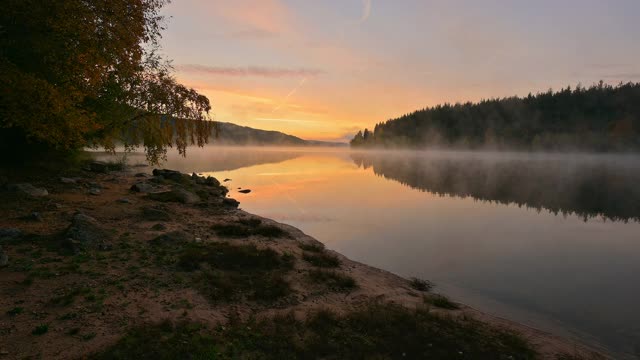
[132,146,640,357]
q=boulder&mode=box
[60,177,78,184]
[0,228,23,242]
[20,212,42,222]
[65,213,113,252]
[152,169,185,182]
[88,182,103,189]
[204,176,220,187]
[238,189,252,194]
[151,231,191,246]
[148,176,164,184]
[222,198,240,208]
[7,183,48,197]
[147,187,200,204]
[130,182,155,193]
[141,207,172,221]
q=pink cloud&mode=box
[177,64,325,78]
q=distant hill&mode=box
[213,122,345,147]
[351,82,640,152]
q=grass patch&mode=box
[32,324,49,335]
[238,218,262,227]
[307,270,357,292]
[302,252,340,268]
[6,307,24,316]
[177,242,294,302]
[253,225,288,238]
[212,220,289,239]
[59,312,79,321]
[425,294,460,310]
[95,303,537,359]
[299,242,325,253]
[409,277,434,292]
[210,224,252,237]
[49,287,91,306]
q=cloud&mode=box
[177,64,325,78]
[229,28,278,39]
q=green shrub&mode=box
[409,277,434,292]
[307,270,357,292]
[425,294,460,310]
[303,252,340,268]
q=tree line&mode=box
[351,82,640,151]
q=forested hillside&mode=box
[351,82,640,151]
[215,122,345,147]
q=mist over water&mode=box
[143,146,640,357]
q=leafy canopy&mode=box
[0,0,213,163]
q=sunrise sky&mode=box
[160,0,640,142]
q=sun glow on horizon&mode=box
[163,0,640,141]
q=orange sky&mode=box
[161,0,640,142]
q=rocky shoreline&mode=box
[0,163,606,359]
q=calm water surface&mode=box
[153,146,640,357]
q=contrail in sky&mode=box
[360,0,372,23]
[271,77,308,113]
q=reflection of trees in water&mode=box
[181,149,302,172]
[94,147,302,173]
[351,152,640,222]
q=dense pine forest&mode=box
[351,82,640,151]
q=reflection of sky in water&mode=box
[161,147,640,358]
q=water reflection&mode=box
[351,151,640,222]
[160,147,640,358]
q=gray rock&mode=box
[88,161,110,173]
[141,207,172,221]
[130,182,155,193]
[151,231,191,246]
[117,198,132,204]
[222,198,240,208]
[204,176,220,187]
[65,213,113,252]
[147,187,200,204]
[60,177,78,184]
[88,188,101,196]
[148,176,164,184]
[152,169,184,182]
[23,212,42,222]
[0,228,23,242]
[7,183,48,197]
[88,182,102,189]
